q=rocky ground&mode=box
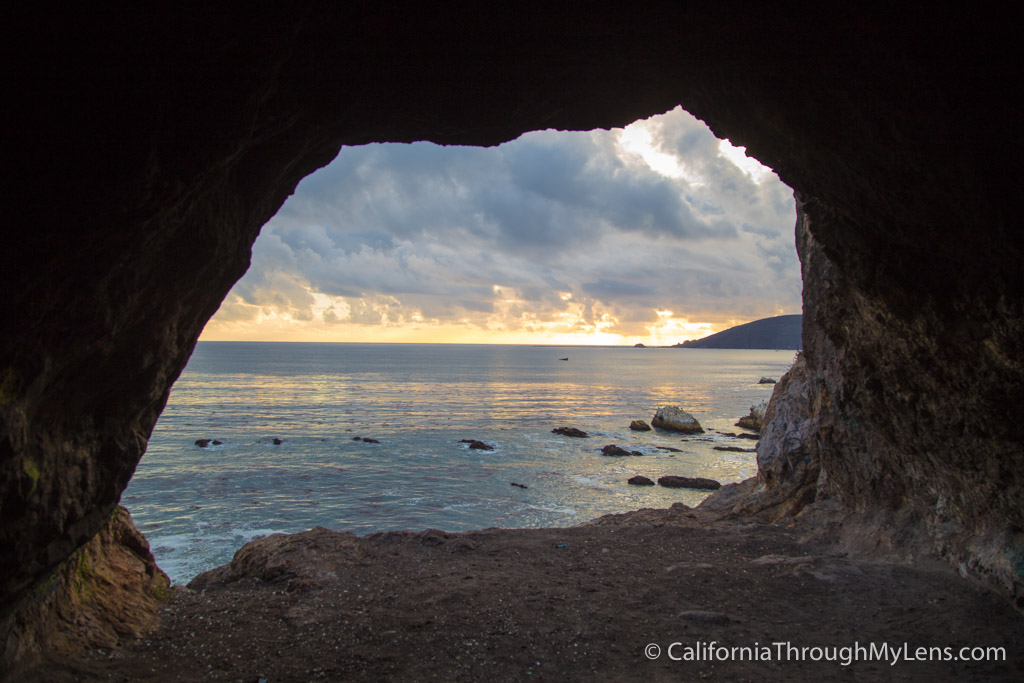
[24,505,1024,682]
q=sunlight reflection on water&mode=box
[125,343,795,582]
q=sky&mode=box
[201,106,800,345]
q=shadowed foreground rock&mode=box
[2,507,169,676]
[27,512,1024,681]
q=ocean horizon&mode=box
[124,342,794,583]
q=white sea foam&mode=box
[570,476,616,491]
[441,501,493,511]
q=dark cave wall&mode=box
[2,2,1023,654]
[797,191,1024,590]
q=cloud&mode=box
[581,278,656,302]
[204,107,800,343]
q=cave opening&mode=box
[201,106,800,345]
[122,107,803,584]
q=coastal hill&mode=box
[676,314,802,350]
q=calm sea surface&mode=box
[124,342,794,583]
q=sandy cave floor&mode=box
[27,504,1024,682]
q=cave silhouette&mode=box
[3,4,1022,667]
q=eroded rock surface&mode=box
[703,352,817,520]
[651,406,704,434]
[189,528,371,594]
[736,403,766,433]
[1,507,169,674]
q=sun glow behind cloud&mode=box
[201,107,799,345]
[617,122,696,182]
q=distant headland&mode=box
[676,314,802,350]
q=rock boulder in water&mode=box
[601,444,643,457]
[736,402,767,433]
[651,406,704,434]
[629,420,651,432]
[658,476,721,490]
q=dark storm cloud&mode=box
[217,107,800,335]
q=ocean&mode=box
[123,342,794,583]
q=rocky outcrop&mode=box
[552,427,589,438]
[460,439,494,451]
[658,476,721,491]
[629,420,651,432]
[627,476,655,486]
[3,6,1024,667]
[601,445,643,457]
[651,406,704,434]
[702,353,818,520]
[190,528,371,593]
[1,507,169,673]
[735,404,766,433]
[787,198,1024,596]
[705,197,1024,603]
